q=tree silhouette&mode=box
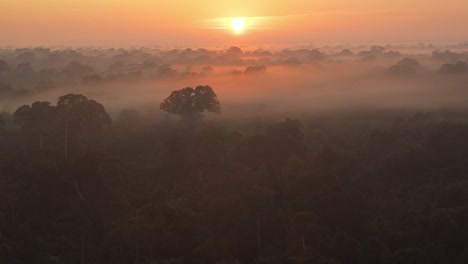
[441,61,467,73]
[160,85,220,120]
[337,49,354,56]
[13,101,57,149]
[57,94,111,133]
[56,94,111,157]
[388,58,421,75]
[225,46,243,56]
[245,65,266,75]
[397,58,420,68]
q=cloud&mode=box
[198,9,413,31]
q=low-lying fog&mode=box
[1,43,468,120]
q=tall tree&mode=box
[13,101,57,149]
[56,94,111,158]
[160,85,220,120]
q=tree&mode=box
[245,65,266,75]
[157,64,178,79]
[370,45,385,55]
[387,58,421,76]
[432,49,460,61]
[56,94,111,157]
[440,61,467,73]
[397,58,420,68]
[225,46,243,57]
[308,49,325,61]
[337,49,354,56]
[160,85,221,120]
[57,94,111,133]
[13,101,57,149]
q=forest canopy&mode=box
[0,44,468,264]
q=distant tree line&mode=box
[1,46,468,100]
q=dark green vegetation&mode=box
[1,88,468,264]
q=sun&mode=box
[230,18,246,33]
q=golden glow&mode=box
[230,18,246,33]
[1,0,468,44]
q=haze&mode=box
[1,44,468,118]
[2,1,468,264]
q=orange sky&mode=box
[1,0,467,46]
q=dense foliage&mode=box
[160,85,221,120]
[0,45,467,100]
[0,93,467,264]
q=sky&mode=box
[1,0,467,46]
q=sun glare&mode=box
[230,18,246,33]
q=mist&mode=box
[1,43,468,120]
[2,43,468,264]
